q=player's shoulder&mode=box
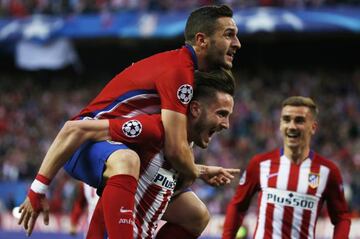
[313,152,341,173]
[144,46,193,67]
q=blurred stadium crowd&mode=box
[0,67,359,219]
[1,0,359,17]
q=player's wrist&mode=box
[30,174,51,195]
[197,165,208,177]
[28,174,51,212]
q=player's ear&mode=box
[311,120,318,135]
[189,100,201,118]
[194,32,208,48]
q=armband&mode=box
[28,174,51,212]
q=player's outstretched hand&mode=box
[200,166,240,186]
[18,195,50,237]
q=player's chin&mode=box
[224,56,234,68]
[222,60,233,70]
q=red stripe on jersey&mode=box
[264,155,280,239]
[145,189,173,239]
[300,210,311,239]
[282,163,300,238]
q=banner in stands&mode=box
[0,7,359,42]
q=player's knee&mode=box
[186,201,210,234]
[194,202,210,229]
[104,149,140,179]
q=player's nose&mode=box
[232,36,241,50]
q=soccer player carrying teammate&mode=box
[81,69,237,239]
[222,96,352,239]
[17,4,241,238]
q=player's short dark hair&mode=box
[184,5,233,44]
[282,96,319,119]
[192,68,235,102]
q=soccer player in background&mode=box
[222,96,351,239]
[18,4,241,238]
[69,183,98,235]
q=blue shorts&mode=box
[63,140,128,190]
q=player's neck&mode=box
[193,46,209,71]
[284,147,310,164]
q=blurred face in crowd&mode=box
[280,105,317,153]
[189,91,234,148]
[204,17,240,70]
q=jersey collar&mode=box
[185,44,198,70]
[280,148,314,160]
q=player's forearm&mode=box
[164,142,199,179]
[222,203,245,239]
[162,110,199,179]
[38,120,110,180]
[333,219,351,239]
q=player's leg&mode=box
[64,141,140,239]
[101,149,139,239]
[156,190,210,239]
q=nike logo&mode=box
[267,173,279,179]
[119,207,133,214]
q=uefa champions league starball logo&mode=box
[122,120,142,138]
[177,84,193,104]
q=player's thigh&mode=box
[162,190,210,228]
[63,140,136,188]
[103,148,140,179]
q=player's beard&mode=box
[205,39,233,70]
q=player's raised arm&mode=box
[18,119,111,236]
[162,110,199,179]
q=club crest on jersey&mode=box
[122,120,142,138]
[308,172,320,189]
[177,84,193,104]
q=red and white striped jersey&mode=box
[72,45,196,120]
[109,114,178,239]
[223,148,351,239]
[134,151,177,239]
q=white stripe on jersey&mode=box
[94,93,160,119]
[272,155,291,238]
[255,159,271,239]
[291,158,311,239]
[122,106,161,118]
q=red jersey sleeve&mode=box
[324,164,351,239]
[155,67,194,115]
[222,156,261,239]
[108,114,164,151]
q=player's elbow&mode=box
[61,121,88,141]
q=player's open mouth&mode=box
[286,131,300,138]
[209,129,216,138]
[226,52,234,60]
